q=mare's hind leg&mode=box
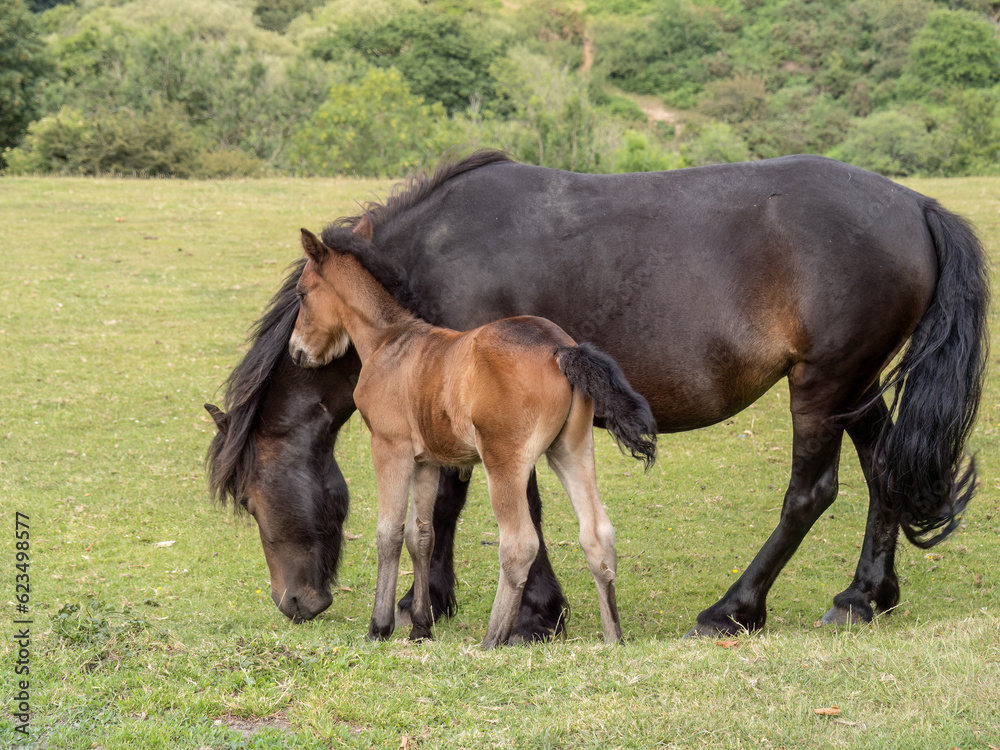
[822,393,900,626]
[404,463,441,640]
[480,460,539,649]
[689,386,846,637]
[510,471,570,642]
[547,423,622,645]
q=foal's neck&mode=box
[328,252,421,362]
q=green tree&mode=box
[289,66,455,177]
[253,0,324,33]
[900,8,1000,96]
[0,0,52,165]
[827,109,943,176]
[44,22,338,169]
[492,47,621,172]
[592,0,724,107]
[314,9,506,114]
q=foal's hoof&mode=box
[817,604,866,628]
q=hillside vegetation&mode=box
[3,0,1000,177]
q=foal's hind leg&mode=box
[822,393,900,626]
[689,391,845,637]
[479,459,540,649]
[547,404,622,644]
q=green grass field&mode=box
[1,175,998,749]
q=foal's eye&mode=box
[296,291,306,302]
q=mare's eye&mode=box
[296,291,306,302]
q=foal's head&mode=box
[289,229,351,368]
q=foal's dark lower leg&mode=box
[823,396,900,625]
[690,414,844,636]
[397,469,568,639]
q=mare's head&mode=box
[205,256,361,621]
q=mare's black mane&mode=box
[323,149,513,319]
[206,258,305,510]
[206,149,514,510]
[331,149,512,234]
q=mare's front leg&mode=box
[369,436,415,641]
[822,394,900,626]
[405,463,441,640]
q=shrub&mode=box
[194,148,268,178]
[5,102,200,176]
[680,121,750,166]
[612,129,681,173]
[289,67,455,177]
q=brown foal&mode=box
[289,228,655,647]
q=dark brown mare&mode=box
[288,228,655,646]
[206,150,989,639]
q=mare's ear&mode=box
[204,403,230,435]
[300,228,328,263]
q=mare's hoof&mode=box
[684,619,753,639]
[684,624,721,639]
[367,621,394,641]
[480,632,507,650]
[817,604,866,628]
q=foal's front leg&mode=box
[405,463,441,640]
[369,437,415,641]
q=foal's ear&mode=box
[300,228,328,263]
[204,403,230,435]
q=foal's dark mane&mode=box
[206,150,514,510]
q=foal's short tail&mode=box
[867,199,990,548]
[556,343,657,470]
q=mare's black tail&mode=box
[869,199,990,548]
[556,342,657,470]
